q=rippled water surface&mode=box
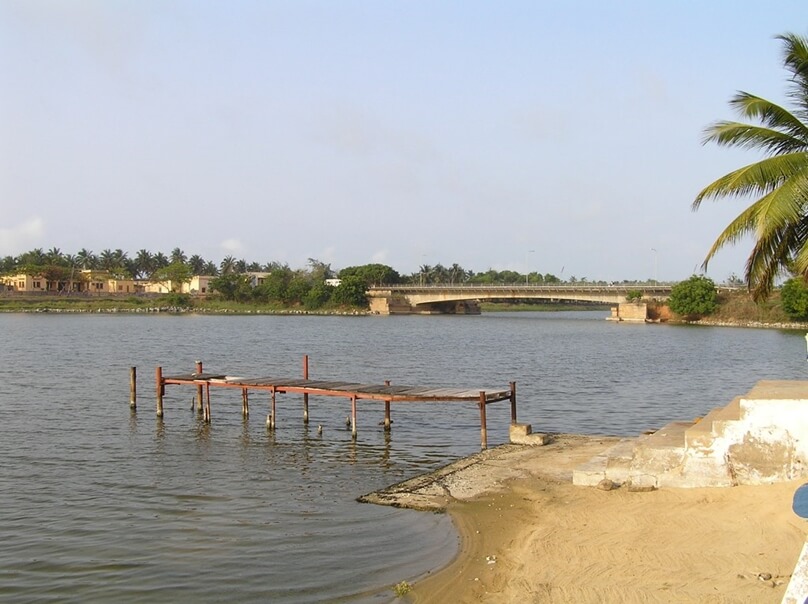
[1,311,806,602]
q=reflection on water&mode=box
[1,312,807,602]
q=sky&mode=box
[1,1,806,282]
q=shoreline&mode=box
[361,435,807,603]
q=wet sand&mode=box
[362,435,807,603]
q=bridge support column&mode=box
[611,302,648,322]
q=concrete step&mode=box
[638,420,692,449]
[625,421,692,489]
[711,395,743,431]
[686,397,743,448]
[571,438,636,487]
[686,406,727,447]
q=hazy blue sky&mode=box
[1,1,806,281]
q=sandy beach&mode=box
[363,435,807,603]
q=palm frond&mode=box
[703,119,807,154]
[700,202,762,267]
[751,170,808,238]
[693,152,808,207]
[777,33,808,105]
[726,93,808,142]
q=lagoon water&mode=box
[2,311,807,602]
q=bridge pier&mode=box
[609,302,648,322]
[369,294,480,315]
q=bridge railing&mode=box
[368,284,675,293]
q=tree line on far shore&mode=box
[0,246,666,289]
[0,246,671,310]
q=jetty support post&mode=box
[510,381,517,424]
[129,367,137,410]
[268,388,277,430]
[351,395,357,438]
[156,366,164,418]
[302,354,309,424]
[383,380,391,432]
[479,391,488,449]
[195,361,204,413]
[204,382,211,422]
[242,388,249,417]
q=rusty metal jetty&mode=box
[129,355,516,449]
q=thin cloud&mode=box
[219,238,244,254]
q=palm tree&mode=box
[692,33,808,301]
[76,249,96,270]
[220,255,236,275]
[134,249,154,279]
[99,249,115,271]
[188,254,205,275]
[1,255,17,273]
[46,247,63,265]
[170,247,187,265]
[152,252,169,271]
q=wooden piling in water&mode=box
[269,389,277,430]
[242,388,249,416]
[302,354,309,424]
[156,366,164,417]
[129,367,137,409]
[195,360,204,414]
[510,381,517,424]
[350,395,357,438]
[479,391,487,449]
[204,382,211,422]
[383,380,391,432]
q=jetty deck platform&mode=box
[140,357,516,449]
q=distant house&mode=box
[2,272,76,293]
[1,273,47,292]
[246,272,270,287]
[325,278,342,287]
[188,275,213,295]
[108,278,140,294]
[143,280,173,294]
[78,270,105,293]
[1,270,211,296]
[142,275,213,295]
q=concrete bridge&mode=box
[367,284,673,320]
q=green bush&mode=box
[781,278,808,320]
[163,292,192,307]
[668,275,717,318]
